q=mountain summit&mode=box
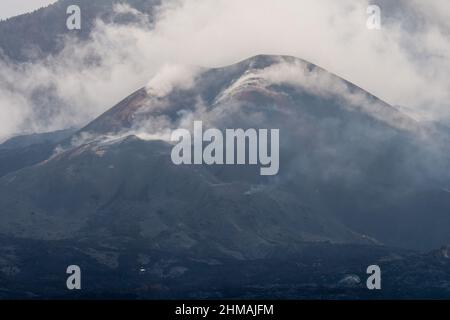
[78,55,419,138]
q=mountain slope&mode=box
[0,136,368,260]
[0,0,161,62]
[0,128,76,178]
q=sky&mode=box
[0,0,449,140]
[0,0,57,20]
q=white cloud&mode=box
[146,64,199,97]
[0,0,449,141]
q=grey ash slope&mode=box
[1,55,449,255]
[0,136,364,259]
[0,128,76,178]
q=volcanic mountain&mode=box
[1,55,449,258]
[1,55,450,298]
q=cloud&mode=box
[0,0,449,141]
[148,0,450,121]
[146,64,199,97]
[256,59,419,131]
[0,0,57,20]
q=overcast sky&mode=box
[0,0,57,20]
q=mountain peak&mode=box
[70,54,418,144]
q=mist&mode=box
[0,0,449,141]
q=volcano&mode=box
[1,55,450,298]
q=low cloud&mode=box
[0,0,449,141]
[146,64,199,97]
